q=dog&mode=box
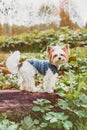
[6,44,70,93]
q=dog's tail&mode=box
[6,51,20,74]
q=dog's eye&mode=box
[61,54,66,58]
[54,54,57,57]
[61,54,64,56]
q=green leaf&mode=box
[41,109,45,113]
[81,104,87,108]
[63,121,73,130]
[44,113,52,120]
[18,128,23,130]
[40,123,48,128]
[0,124,6,130]
[34,119,39,125]
[44,105,53,111]
[79,94,87,103]
[0,113,7,121]
[7,125,18,130]
[74,110,85,118]
[58,99,69,110]
[44,112,68,122]
[50,118,57,123]
[33,99,51,106]
[21,116,34,129]
[32,106,41,111]
[58,92,66,97]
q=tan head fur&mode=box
[47,44,70,66]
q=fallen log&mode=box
[0,90,59,114]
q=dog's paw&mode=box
[31,87,39,92]
[46,89,54,93]
[20,86,32,92]
[20,86,25,91]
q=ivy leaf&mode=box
[18,128,23,130]
[32,106,41,112]
[21,116,34,129]
[0,124,6,130]
[0,113,7,121]
[44,105,53,110]
[33,99,51,107]
[79,94,87,103]
[7,125,18,130]
[41,109,45,113]
[81,104,87,108]
[34,119,39,125]
[58,92,66,97]
[63,121,73,130]
[58,99,69,110]
[44,113,52,120]
[50,118,57,123]
[74,110,85,118]
[40,122,48,128]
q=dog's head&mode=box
[47,44,70,66]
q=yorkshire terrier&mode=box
[6,44,70,93]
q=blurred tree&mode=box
[59,9,78,29]
[53,0,82,29]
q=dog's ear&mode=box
[62,44,70,60]
[47,46,54,52]
[47,46,54,59]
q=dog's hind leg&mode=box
[19,61,37,92]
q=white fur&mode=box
[43,69,57,93]
[18,61,36,92]
[6,51,20,74]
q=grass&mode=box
[71,46,87,58]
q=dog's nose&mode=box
[58,57,61,60]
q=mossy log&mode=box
[0,90,59,114]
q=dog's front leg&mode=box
[43,69,57,93]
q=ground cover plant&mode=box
[0,28,87,130]
[0,27,87,52]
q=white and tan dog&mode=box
[6,44,70,93]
